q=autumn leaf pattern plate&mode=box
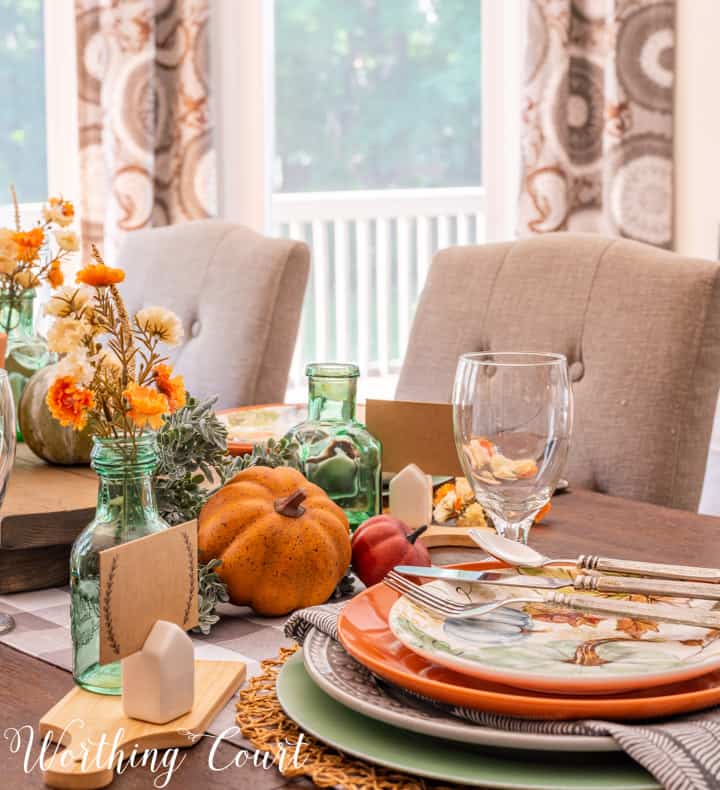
[388,566,720,694]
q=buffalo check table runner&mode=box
[0,587,293,745]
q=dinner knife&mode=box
[394,565,720,600]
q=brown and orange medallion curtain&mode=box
[74,0,216,257]
[518,0,675,249]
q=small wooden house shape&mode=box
[122,620,195,724]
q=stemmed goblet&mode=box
[453,352,572,544]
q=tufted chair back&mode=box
[119,220,310,409]
[396,233,720,511]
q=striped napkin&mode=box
[285,602,720,790]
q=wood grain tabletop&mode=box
[1,488,719,788]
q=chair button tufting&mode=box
[569,361,585,382]
[190,320,202,339]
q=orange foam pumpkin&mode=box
[198,466,351,616]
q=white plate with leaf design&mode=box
[388,567,720,694]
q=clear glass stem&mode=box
[488,514,535,544]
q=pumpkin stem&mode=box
[275,488,307,518]
[407,525,428,544]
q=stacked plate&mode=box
[276,561,720,789]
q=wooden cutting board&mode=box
[0,446,97,593]
[0,445,96,548]
[39,659,246,789]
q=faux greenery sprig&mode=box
[155,396,241,526]
[155,399,301,633]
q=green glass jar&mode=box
[285,363,381,529]
[70,434,169,695]
[0,289,55,436]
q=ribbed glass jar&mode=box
[69,434,169,695]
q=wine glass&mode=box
[453,352,572,544]
[0,369,17,634]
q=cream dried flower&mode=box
[135,306,184,346]
[45,285,92,318]
[0,228,18,274]
[96,348,123,376]
[56,349,94,386]
[454,477,475,505]
[14,270,41,290]
[47,316,88,355]
[42,200,73,227]
[433,491,457,524]
[42,204,63,225]
[457,503,488,528]
[55,229,79,252]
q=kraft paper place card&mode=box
[98,521,198,665]
[365,399,464,476]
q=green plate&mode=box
[276,651,659,790]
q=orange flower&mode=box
[46,376,94,430]
[43,197,75,227]
[60,200,74,222]
[152,363,187,412]
[123,382,168,430]
[76,263,125,287]
[47,259,64,289]
[13,227,44,263]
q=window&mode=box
[271,0,505,399]
[0,0,78,231]
[274,0,481,193]
[212,1,525,400]
[0,0,47,203]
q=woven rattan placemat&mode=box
[236,646,457,790]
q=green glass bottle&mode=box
[70,434,169,695]
[286,363,381,529]
[0,289,55,437]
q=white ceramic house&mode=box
[389,463,433,528]
[122,620,195,724]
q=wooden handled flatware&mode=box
[396,565,720,601]
[574,573,720,600]
[575,555,720,583]
[384,571,720,629]
[468,529,720,583]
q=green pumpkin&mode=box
[18,363,93,465]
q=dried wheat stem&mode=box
[10,185,20,231]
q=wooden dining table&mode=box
[1,488,719,789]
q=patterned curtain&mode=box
[518,0,675,249]
[74,0,216,257]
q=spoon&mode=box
[468,529,720,583]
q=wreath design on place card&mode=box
[103,556,121,656]
[181,530,196,627]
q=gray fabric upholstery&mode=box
[397,233,720,512]
[119,220,310,409]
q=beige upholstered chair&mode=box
[119,220,310,408]
[397,233,720,511]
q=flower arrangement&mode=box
[44,244,186,439]
[0,187,78,320]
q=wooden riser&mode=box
[39,659,246,789]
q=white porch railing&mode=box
[272,187,486,391]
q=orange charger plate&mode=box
[337,561,720,721]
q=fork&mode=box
[384,571,532,628]
[383,570,720,629]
